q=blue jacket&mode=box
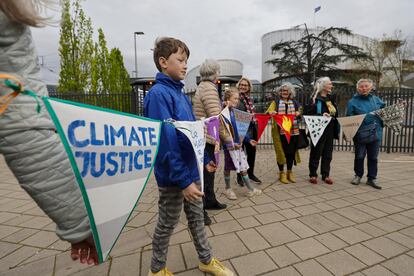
[346,93,385,140]
[144,73,199,189]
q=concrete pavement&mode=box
[1,149,414,275]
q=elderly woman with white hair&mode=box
[192,59,227,225]
[266,83,302,184]
[346,79,385,189]
[304,77,339,185]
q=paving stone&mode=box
[322,211,355,227]
[0,241,21,259]
[20,231,59,248]
[278,208,301,219]
[287,237,330,260]
[228,206,258,219]
[18,216,52,229]
[363,236,408,258]
[209,220,242,235]
[368,217,406,233]
[230,251,277,276]
[127,212,156,227]
[287,197,314,207]
[237,216,261,229]
[0,212,17,224]
[316,250,366,275]
[332,226,372,245]
[0,225,20,239]
[293,259,333,276]
[282,219,318,238]
[364,200,403,214]
[344,244,385,265]
[266,245,300,267]
[400,226,414,239]
[208,233,249,261]
[0,255,54,276]
[20,248,61,265]
[255,211,285,224]
[353,204,388,218]
[293,204,321,216]
[298,214,341,233]
[387,213,414,226]
[256,222,299,246]
[236,228,270,252]
[326,198,353,208]
[262,266,301,276]
[274,200,295,209]
[213,211,234,222]
[252,203,279,214]
[70,262,110,276]
[334,207,375,223]
[386,232,414,249]
[315,233,348,251]
[355,222,387,237]
[313,202,335,211]
[110,227,152,257]
[362,264,397,276]
[3,215,35,226]
[0,246,39,273]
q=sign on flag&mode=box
[204,116,221,166]
[304,115,332,146]
[372,102,405,135]
[337,114,366,142]
[43,98,161,263]
[273,114,296,143]
[171,120,206,191]
[233,108,254,142]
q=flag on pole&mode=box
[314,6,321,13]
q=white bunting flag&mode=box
[171,120,206,192]
[43,98,161,263]
[337,114,366,142]
[372,102,406,135]
[304,115,332,146]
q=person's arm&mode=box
[202,86,222,117]
[346,101,354,116]
[145,89,193,189]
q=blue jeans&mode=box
[354,140,380,180]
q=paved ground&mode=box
[1,149,414,276]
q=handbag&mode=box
[297,128,309,149]
[354,123,377,144]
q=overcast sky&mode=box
[32,0,414,84]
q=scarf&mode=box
[277,99,300,136]
[240,93,256,123]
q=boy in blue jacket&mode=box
[144,37,233,276]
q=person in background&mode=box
[304,77,339,185]
[266,83,302,184]
[192,59,226,225]
[236,77,262,185]
[346,79,385,189]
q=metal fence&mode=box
[51,86,414,153]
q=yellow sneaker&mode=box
[199,257,234,276]
[287,170,296,183]
[279,171,289,184]
[147,267,174,276]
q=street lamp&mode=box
[134,31,144,78]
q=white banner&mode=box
[171,120,206,192]
[337,114,366,142]
[43,98,161,263]
[304,115,332,146]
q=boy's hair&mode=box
[224,87,239,101]
[153,37,190,72]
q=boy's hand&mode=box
[234,143,241,150]
[250,140,258,147]
[205,161,217,172]
[71,235,98,265]
[183,183,204,202]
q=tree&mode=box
[107,48,131,93]
[57,0,94,93]
[266,26,370,89]
[90,28,110,94]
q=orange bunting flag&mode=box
[272,114,295,143]
[255,114,271,142]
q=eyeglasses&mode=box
[239,84,249,87]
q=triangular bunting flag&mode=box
[303,115,332,146]
[233,108,254,142]
[337,114,366,142]
[272,114,295,143]
[255,114,271,142]
[43,98,161,263]
[204,116,220,166]
[372,102,405,135]
[221,105,231,122]
[171,120,206,192]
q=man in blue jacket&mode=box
[346,79,385,189]
[144,37,233,276]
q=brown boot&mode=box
[279,171,289,184]
[287,170,296,183]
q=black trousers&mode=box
[243,123,258,178]
[203,143,217,206]
[308,122,334,178]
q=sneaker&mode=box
[249,175,262,184]
[199,257,234,276]
[367,179,382,189]
[246,188,262,197]
[204,210,212,226]
[224,189,237,200]
[351,176,361,185]
[205,201,227,210]
[309,177,318,184]
[236,173,244,187]
[323,177,333,185]
[148,267,173,276]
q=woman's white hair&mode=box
[356,78,374,89]
[199,59,220,82]
[311,77,331,103]
[278,82,296,98]
[0,0,56,27]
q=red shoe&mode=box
[323,177,333,185]
[309,177,318,184]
